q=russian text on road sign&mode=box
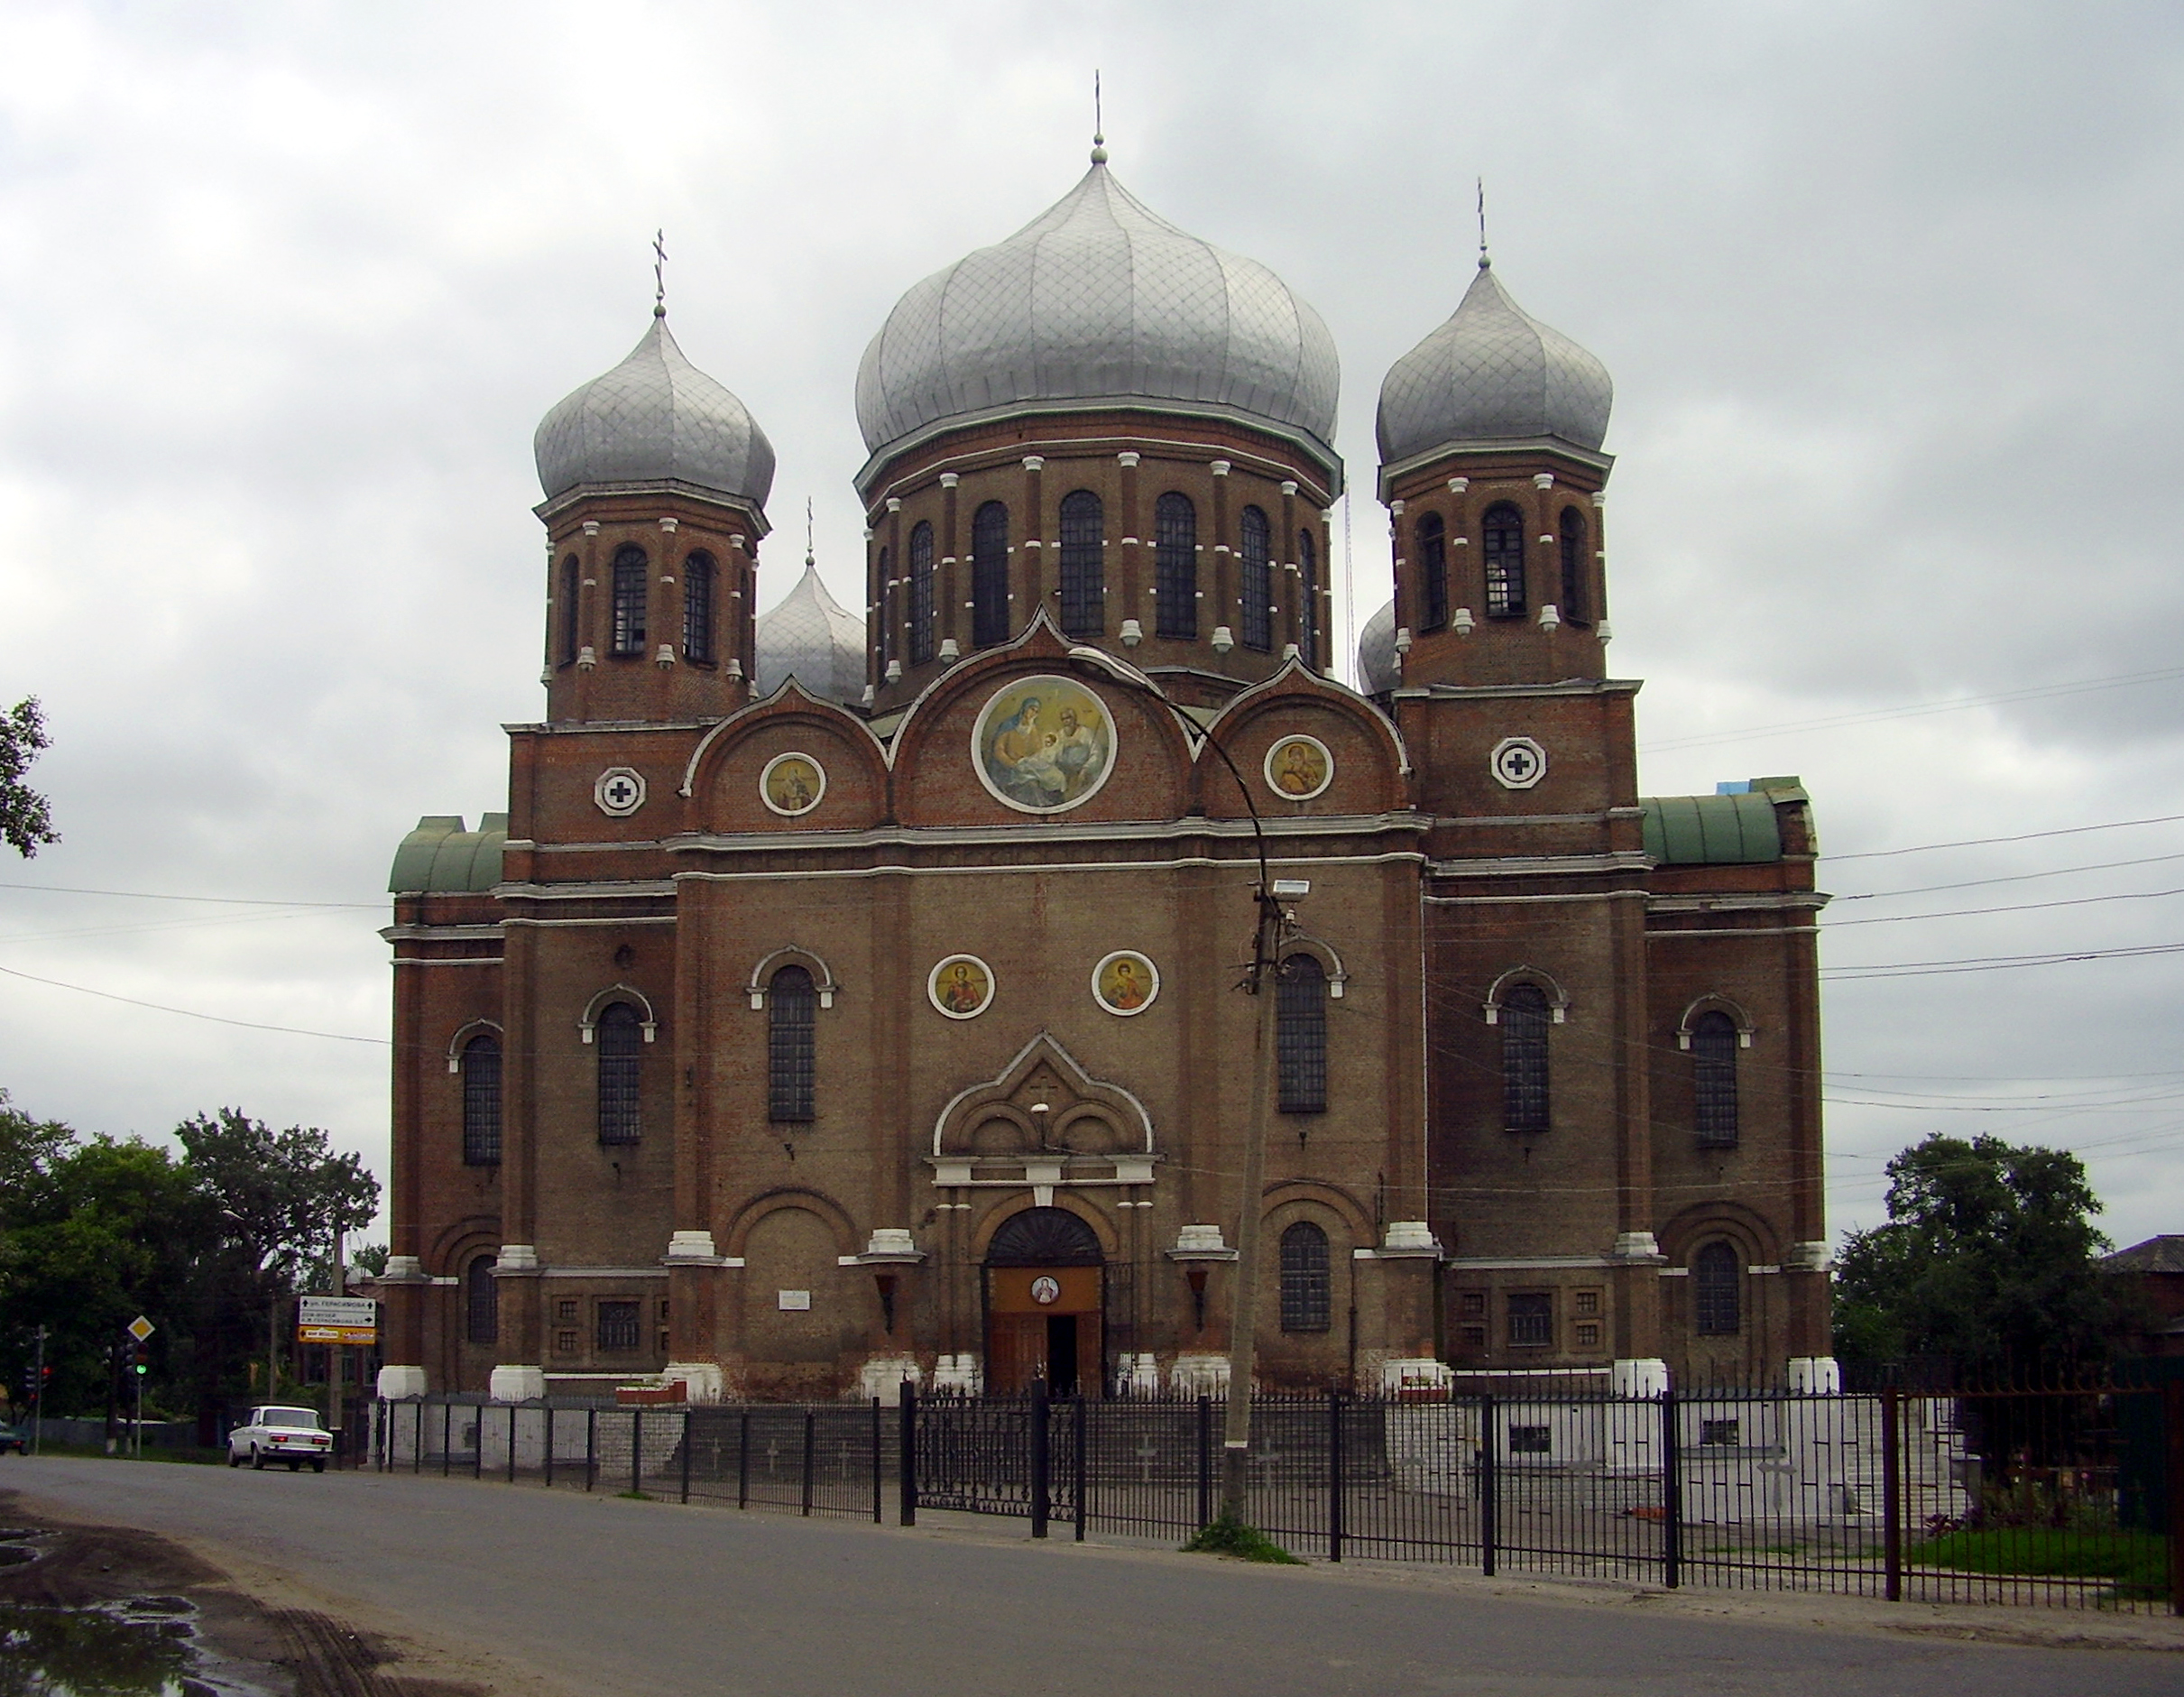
[297,1296,378,1345]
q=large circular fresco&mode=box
[972,676,1117,813]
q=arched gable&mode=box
[680,680,889,833]
[1198,658,1411,820]
[932,1030,1155,1157]
[721,1187,861,1261]
[1657,1199,1781,1268]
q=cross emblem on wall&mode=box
[594,766,648,816]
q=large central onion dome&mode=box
[855,158,1340,478]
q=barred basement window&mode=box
[1692,1010,1740,1148]
[1507,1292,1553,1348]
[460,1033,502,1166]
[1459,1291,1487,1318]
[1575,1323,1600,1348]
[1239,505,1272,651]
[1507,1425,1553,1453]
[556,1299,578,1323]
[1483,502,1526,619]
[554,1330,578,1355]
[1694,1241,1742,1335]
[683,549,716,665]
[1415,512,1449,632]
[596,1299,640,1352]
[1276,954,1328,1114]
[768,965,816,1124]
[1501,984,1551,1134]
[558,554,581,665]
[1059,491,1103,637]
[596,1001,642,1145]
[1298,528,1320,668]
[465,1253,497,1346]
[1279,1221,1331,1333]
[1155,492,1197,639]
[908,521,935,665]
[610,544,649,654]
[1461,1325,1487,1350]
[1700,1418,1742,1447]
[1558,507,1590,624]
[972,502,1010,647]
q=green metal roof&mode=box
[1641,791,1783,865]
[389,814,508,894]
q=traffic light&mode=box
[130,1342,149,1377]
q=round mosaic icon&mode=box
[760,752,826,817]
[594,766,646,816]
[927,955,995,1020]
[1264,734,1333,802]
[1489,736,1548,791]
[1091,950,1160,1017]
[972,675,1116,813]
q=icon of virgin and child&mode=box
[978,679,1113,809]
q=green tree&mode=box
[1835,1132,2123,1379]
[0,696,60,858]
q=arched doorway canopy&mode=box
[985,1206,1102,1267]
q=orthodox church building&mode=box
[376,143,1834,1405]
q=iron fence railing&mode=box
[372,1373,2182,1615]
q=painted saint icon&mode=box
[928,955,995,1019]
[760,752,826,816]
[1092,950,1160,1016]
[972,676,1116,813]
[1264,735,1332,801]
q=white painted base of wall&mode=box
[931,1353,982,1395]
[1611,1357,1669,1397]
[859,1356,922,1404]
[488,1364,547,1402]
[662,1361,724,1403]
[1379,1356,1455,1396]
[376,1365,428,1400]
[1114,1352,1160,1396]
[1787,1355,1841,1394]
[1169,1352,1230,1395]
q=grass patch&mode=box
[1182,1515,1304,1564]
[616,1489,654,1501]
[18,1442,225,1467]
[1909,1528,2169,1600]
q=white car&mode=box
[226,1405,332,1472]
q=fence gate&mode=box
[912,1387,1078,1528]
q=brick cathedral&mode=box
[376,143,1835,1406]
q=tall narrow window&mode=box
[596,1299,640,1352]
[1155,492,1197,639]
[1240,505,1272,651]
[558,555,581,666]
[1059,491,1103,637]
[465,1253,498,1345]
[683,550,716,665]
[1279,1221,1332,1332]
[1501,984,1551,1133]
[1415,512,1449,632]
[1691,1011,1739,1148]
[1693,1241,1742,1335]
[908,522,935,665]
[972,502,1009,647]
[1559,507,1590,624]
[1276,954,1328,1113]
[460,1033,502,1166]
[1483,502,1526,619]
[1298,528,1320,669]
[596,1001,642,1145]
[873,548,891,672]
[610,545,649,655]
[768,965,816,1124]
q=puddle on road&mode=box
[0,1595,262,1697]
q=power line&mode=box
[1825,884,2184,928]
[1834,850,2184,902]
[1828,812,2184,863]
[0,962,389,1046]
[1823,941,2184,981]
[0,881,378,909]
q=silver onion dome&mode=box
[855,159,1341,481]
[755,557,865,706]
[535,313,777,507]
[1376,261,1612,469]
[1356,596,1399,695]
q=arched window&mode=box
[1482,503,1526,619]
[972,502,1009,647]
[596,1001,642,1145]
[1279,1221,1332,1333]
[768,965,816,1124]
[1155,492,1197,640]
[908,522,935,665]
[985,1205,1103,1266]
[1276,954,1328,1114]
[465,1253,498,1346]
[1558,507,1590,624]
[1501,984,1551,1134]
[1693,1241,1741,1335]
[873,548,890,671]
[1415,512,1449,632]
[683,550,716,665]
[558,554,581,666]
[460,1033,502,1167]
[1059,491,1103,637]
[1239,505,1272,651]
[610,545,649,655]
[1298,528,1320,668]
[1691,1011,1739,1148]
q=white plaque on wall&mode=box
[777,1289,812,1312]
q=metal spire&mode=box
[1476,179,1490,270]
[806,497,816,568]
[653,228,668,316]
[1091,69,1107,164]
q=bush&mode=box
[1182,1515,1303,1564]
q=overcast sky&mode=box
[3,1,2181,1263]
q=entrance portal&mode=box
[984,1206,1104,1395]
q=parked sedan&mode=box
[0,1424,25,1456]
[226,1406,331,1472]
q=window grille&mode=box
[683,550,716,664]
[1276,954,1328,1113]
[1279,1221,1332,1332]
[1700,1418,1742,1447]
[1297,528,1320,668]
[596,1001,642,1145]
[596,1299,641,1352]
[972,503,1009,647]
[1575,1288,1600,1315]
[1482,503,1525,619]
[1461,1325,1487,1351]
[554,1330,578,1355]
[1058,491,1103,637]
[1501,984,1551,1133]
[465,1254,498,1346]
[1692,1011,1740,1147]
[908,522,935,665]
[460,1033,502,1166]
[1415,512,1449,632]
[558,555,580,665]
[768,965,816,1124]
[1694,1241,1742,1335]
[1558,507,1590,624]
[1459,1290,1486,1318]
[1507,1293,1553,1348]
[984,1206,1103,1266]
[1239,505,1272,651]
[1154,493,1197,639]
[1575,1323,1600,1348]
[610,545,648,654]
[1507,1425,1553,1453]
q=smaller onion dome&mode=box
[755,555,865,705]
[1356,597,1399,695]
[1376,261,1612,470]
[535,313,776,507]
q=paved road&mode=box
[6,1457,2179,1696]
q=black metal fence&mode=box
[373,1374,2181,1614]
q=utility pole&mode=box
[329,1220,346,1467]
[29,1326,44,1457]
